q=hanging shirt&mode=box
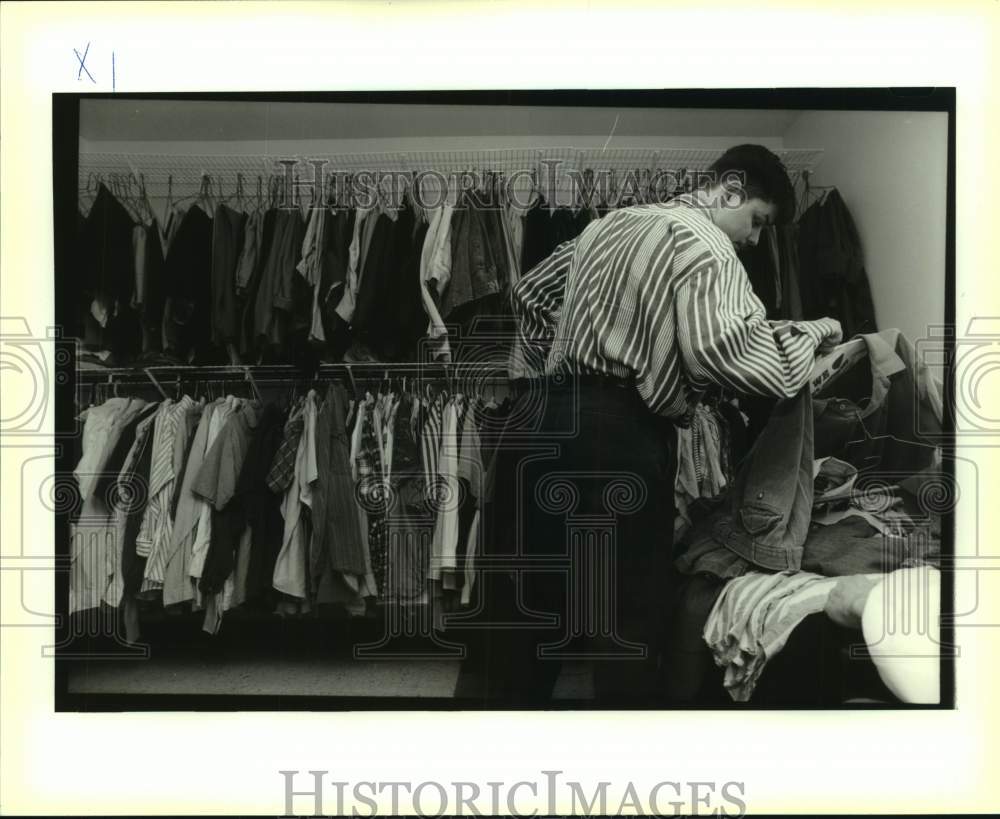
[74,397,133,504]
[334,206,370,323]
[429,396,461,581]
[456,398,484,506]
[104,408,159,609]
[310,385,368,582]
[510,194,840,419]
[419,394,445,506]
[460,508,481,607]
[193,399,262,632]
[234,210,263,294]
[70,397,148,614]
[353,395,384,598]
[188,397,237,601]
[418,205,454,362]
[131,225,147,310]
[193,400,262,595]
[379,392,399,482]
[162,399,219,607]
[138,397,200,593]
[91,401,159,609]
[296,205,327,342]
[504,174,535,282]
[349,396,367,482]
[272,391,319,600]
[501,202,525,286]
[134,399,175,560]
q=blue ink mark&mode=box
[112,51,115,91]
[74,42,95,83]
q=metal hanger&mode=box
[144,368,169,400]
[798,170,835,217]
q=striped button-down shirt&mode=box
[509,196,838,419]
[140,396,198,592]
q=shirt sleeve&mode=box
[192,431,224,507]
[675,253,839,398]
[508,239,576,376]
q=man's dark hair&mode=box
[708,144,796,225]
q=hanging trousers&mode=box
[465,375,677,705]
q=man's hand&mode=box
[824,574,880,629]
[816,317,843,354]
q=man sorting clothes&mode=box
[466,145,843,705]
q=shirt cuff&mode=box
[795,318,838,348]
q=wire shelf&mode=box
[78,146,824,208]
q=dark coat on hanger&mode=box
[796,188,877,338]
[162,204,213,362]
[79,184,142,360]
[520,199,592,273]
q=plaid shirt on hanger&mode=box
[266,410,305,494]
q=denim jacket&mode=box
[676,387,814,576]
[676,329,943,578]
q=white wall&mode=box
[79,134,784,156]
[79,99,797,148]
[782,110,948,344]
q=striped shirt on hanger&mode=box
[509,195,839,419]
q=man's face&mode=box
[712,195,777,251]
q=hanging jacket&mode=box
[441,199,503,319]
[738,228,781,319]
[79,184,141,361]
[520,199,592,273]
[316,208,356,360]
[210,204,248,347]
[797,188,877,338]
[352,207,425,360]
[162,204,214,362]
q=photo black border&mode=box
[51,87,956,712]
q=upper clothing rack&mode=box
[79,146,825,205]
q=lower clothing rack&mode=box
[74,361,520,403]
[67,360,519,647]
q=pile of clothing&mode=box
[673,401,749,539]
[671,328,945,702]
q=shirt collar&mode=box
[667,191,715,220]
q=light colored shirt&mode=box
[704,569,883,702]
[161,400,218,607]
[272,391,319,600]
[418,205,454,362]
[139,397,199,592]
[189,397,236,597]
[429,397,462,581]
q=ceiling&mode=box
[80,99,804,142]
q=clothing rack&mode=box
[79,146,825,211]
[75,362,517,381]
[70,358,523,638]
[75,362,519,409]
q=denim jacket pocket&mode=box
[738,503,783,539]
